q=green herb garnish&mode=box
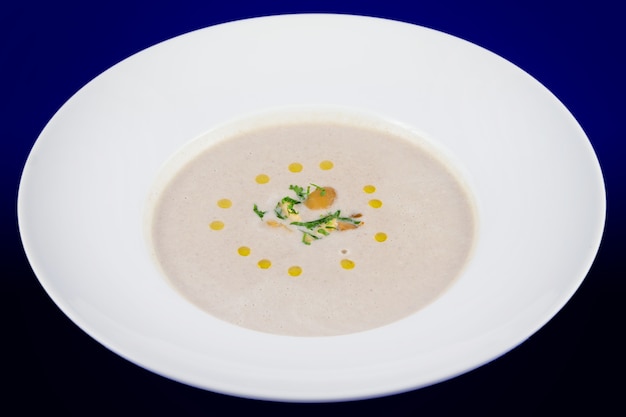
[274,202,287,219]
[289,184,310,201]
[253,204,266,219]
[254,183,363,245]
[301,231,320,245]
[281,196,301,215]
[337,215,362,226]
[290,210,341,229]
[310,183,326,196]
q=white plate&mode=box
[18,14,605,401]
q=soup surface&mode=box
[149,118,476,336]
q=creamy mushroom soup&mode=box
[149,115,476,336]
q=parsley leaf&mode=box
[253,204,266,219]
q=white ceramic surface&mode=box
[18,14,605,402]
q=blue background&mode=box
[3,1,624,415]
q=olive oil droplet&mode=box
[319,160,334,170]
[209,220,224,230]
[217,198,232,208]
[288,162,303,173]
[255,174,270,184]
[257,259,272,269]
[374,232,387,242]
[288,266,302,277]
[363,185,376,194]
[368,199,383,208]
[237,246,250,256]
[340,259,355,270]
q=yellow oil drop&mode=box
[374,232,387,242]
[288,266,302,277]
[319,160,334,170]
[258,259,272,269]
[209,220,224,230]
[237,246,251,256]
[340,259,355,270]
[368,199,383,208]
[255,174,270,184]
[217,198,232,208]
[288,162,303,173]
[363,185,376,194]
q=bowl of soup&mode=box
[18,14,605,401]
